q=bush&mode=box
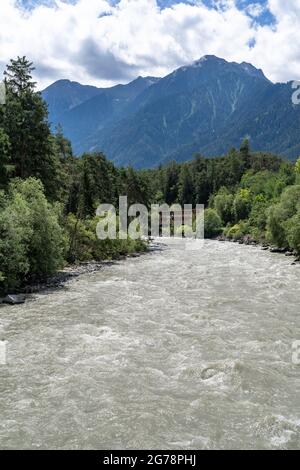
[0,178,67,291]
[174,224,195,238]
[248,194,269,232]
[267,185,300,249]
[213,187,234,224]
[225,221,249,240]
[285,209,300,254]
[204,209,222,238]
[233,189,252,222]
[66,213,147,263]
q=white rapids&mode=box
[0,239,299,449]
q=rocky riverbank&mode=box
[216,234,300,265]
[0,253,144,305]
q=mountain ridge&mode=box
[42,56,300,168]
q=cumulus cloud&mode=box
[246,2,265,18]
[0,0,300,89]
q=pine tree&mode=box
[54,124,73,161]
[178,164,194,205]
[4,57,36,95]
[240,138,251,169]
[2,57,59,198]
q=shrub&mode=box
[248,194,269,232]
[213,187,234,224]
[267,185,300,249]
[233,189,252,222]
[225,221,249,240]
[285,209,300,254]
[204,209,222,238]
[66,213,147,263]
[0,178,67,291]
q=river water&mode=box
[0,239,299,450]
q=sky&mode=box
[0,0,300,89]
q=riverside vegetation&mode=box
[0,57,147,295]
[0,57,300,294]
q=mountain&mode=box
[47,76,159,152]
[42,79,102,123]
[42,56,300,168]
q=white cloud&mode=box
[0,0,300,89]
[246,3,265,18]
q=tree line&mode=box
[0,58,147,293]
[143,142,300,248]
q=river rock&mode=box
[3,294,26,305]
[270,247,287,254]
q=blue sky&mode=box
[19,0,276,25]
[1,1,299,88]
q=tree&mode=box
[267,185,300,248]
[295,157,300,177]
[285,209,300,254]
[191,155,211,204]
[227,148,245,186]
[79,153,120,216]
[213,187,234,224]
[0,128,11,187]
[164,161,179,205]
[4,56,36,94]
[178,164,194,205]
[54,124,73,161]
[123,166,150,207]
[204,209,222,238]
[233,189,252,222]
[2,57,59,198]
[240,138,251,169]
[0,187,32,291]
[0,178,68,291]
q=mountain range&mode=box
[42,55,300,168]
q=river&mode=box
[0,239,299,449]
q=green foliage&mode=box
[0,188,32,290]
[241,171,282,199]
[80,153,119,216]
[240,139,251,169]
[296,158,300,175]
[233,189,252,222]
[1,57,61,199]
[248,195,269,232]
[224,221,249,241]
[53,124,73,161]
[163,161,179,205]
[65,213,147,263]
[0,128,11,187]
[285,209,300,253]
[121,166,151,207]
[267,185,300,248]
[212,187,234,225]
[204,209,222,238]
[178,164,194,205]
[0,178,67,291]
[11,178,68,277]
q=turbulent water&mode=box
[0,239,300,450]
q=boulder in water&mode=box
[3,294,26,305]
